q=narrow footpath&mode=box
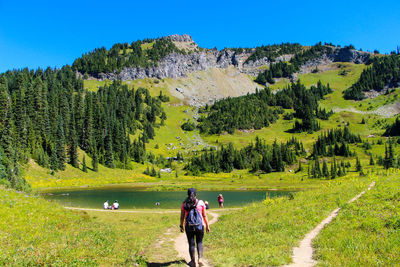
[284,181,376,267]
[174,211,220,267]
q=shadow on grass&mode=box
[146,260,186,266]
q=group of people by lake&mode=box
[103,200,119,210]
[102,193,224,212]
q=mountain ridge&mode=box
[77,34,372,82]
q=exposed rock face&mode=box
[99,49,253,81]
[165,34,194,43]
[300,48,371,74]
[329,48,371,63]
[96,35,371,81]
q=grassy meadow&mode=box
[314,172,400,266]
[204,173,374,266]
[0,186,180,266]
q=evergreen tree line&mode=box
[308,156,357,179]
[185,137,305,175]
[72,38,183,75]
[255,43,334,85]
[198,89,282,134]
[0,67,166,190]
[383,137,397,169]
[199,80,333,134]
[311,127,362,158]
[344,54,400,100]
[369,138,400,170]
[245,43,303,64]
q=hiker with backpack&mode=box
[180,188,210,267]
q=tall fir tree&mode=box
[55,119,66,170]
[384,138,396,169]
[330,159,337,179]
[92,145,99,172]
[104,132,114,168]
[68,114,79,168]
[322,160,329,178]
[82,155,87,172]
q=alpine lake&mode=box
[42,189,292,209]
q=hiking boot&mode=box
[188,260,196,267]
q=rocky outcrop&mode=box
[300,48,371,74]
[96,35,372,81]
[329,47,371,63]
[99,49,254,81]
[164,34,194,43]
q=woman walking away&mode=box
[217,194,224,208]
[180,188,210,267]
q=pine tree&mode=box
[55,119,66,170]
[104,132,114,168]
[296,160,303,173]
[144,166,150,175]
[0,77,10,126]
[150,166,157,177]
[82,93,93,151]
[68,114,79,168]
[313,156,322,178]
[92,147,99,172]
[82,155,87,172]
[384,138,395,169]
[322,160,329,178]
[356,157,362,172]
[13,73,28,151]
[370,154,375,165]
[331,159,337,179]
[0,148,7,184]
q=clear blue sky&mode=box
[1,0,399,72]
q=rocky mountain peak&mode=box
[165,34,194,43]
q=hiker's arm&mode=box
[203,209,210,233]
[180,209,185,232]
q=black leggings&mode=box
[185,226,204,261]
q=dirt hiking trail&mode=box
[284,181,375,267]
[174,211,220,267]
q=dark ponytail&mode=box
[184,188,197,210]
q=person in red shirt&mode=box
[217,194,224,208]
[180,188,210,267]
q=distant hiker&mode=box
[204,201,209,210]
[217,194,224,208]
[113,200,119,210]
[180,188,210,267]
[103,200,109,210]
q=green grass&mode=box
[83,79,113,92]
[83,76,182,104]
[0,186,182,266]
[85,210,183,266]
[147,104,202,157]
[204,173,374,266]
[24,150,160,190]
[314,172,400,266]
